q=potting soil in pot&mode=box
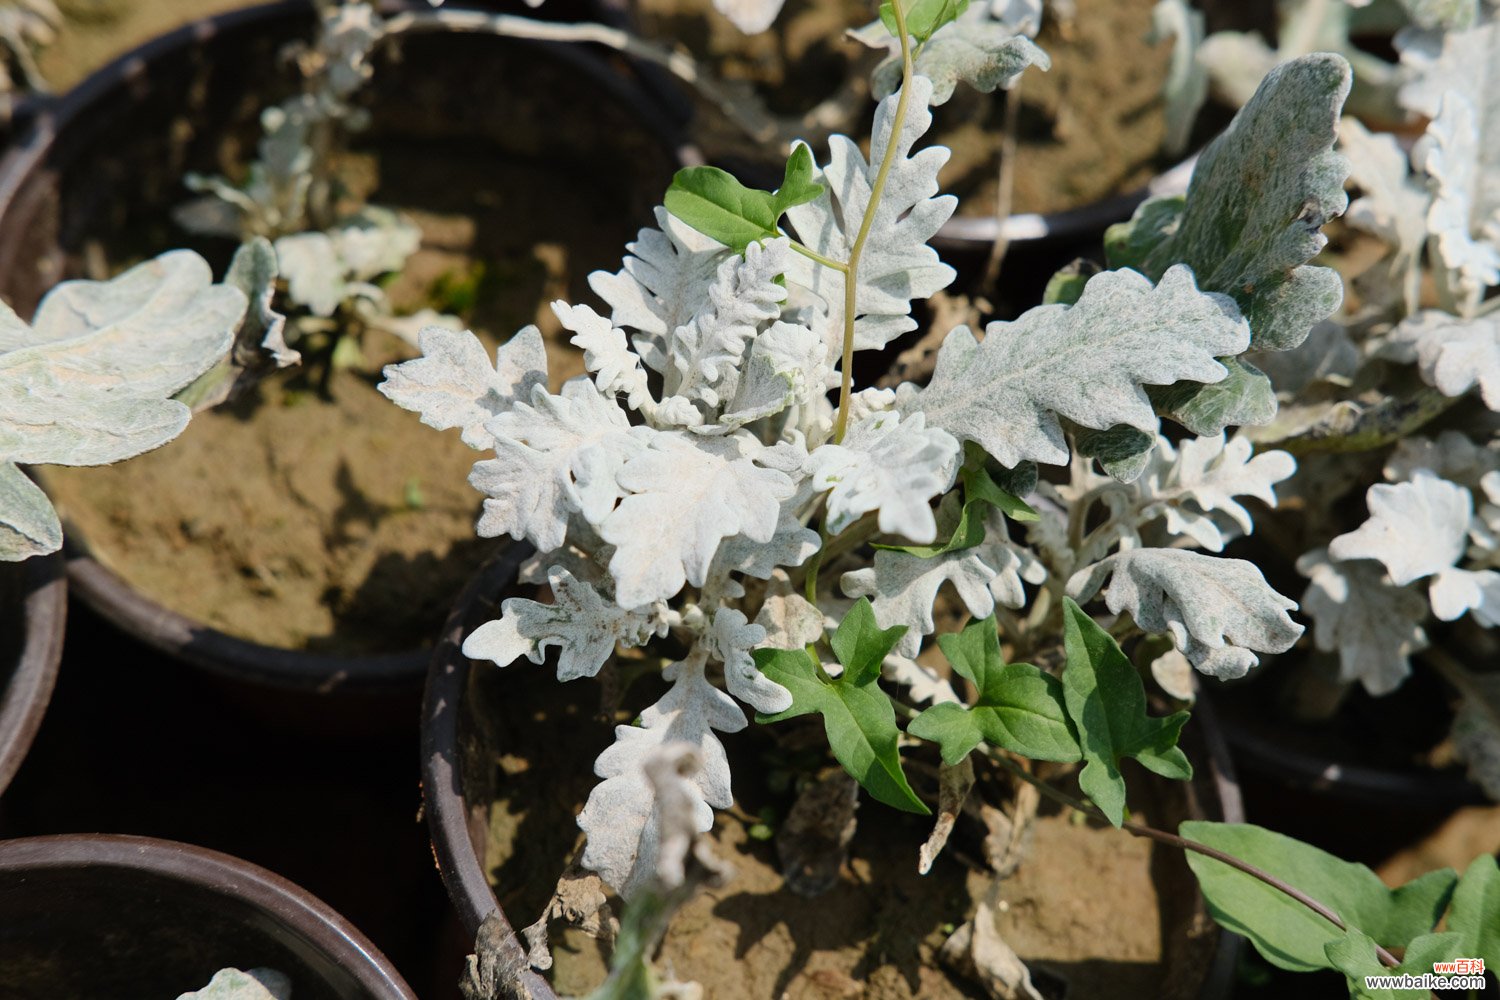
[36,30,677,654]
[466,661,1219,999]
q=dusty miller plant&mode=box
[384,0,1499,993]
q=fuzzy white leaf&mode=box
[1137,434,1296,552]
[857,7,1051,105]
[274,208,421,317]
[1385,431,1500,488]
[0,251,242,473]
[601,432,795,607]
[588,207,730,375]
[1149,0,1208,157]
[808,410,960,544]
[579,649,745,897]
[1329,471,1469,586]
[784,77,957,355]
[1412,92,1500,303]
[1388,310,1500,411]
[553,302,654,413]
[840,513,1038,658]
[177,968,291,1000]
[720,320,829,428]
[713,0,785,32]
[463,565,666,682]
[908,265,1248,468]
[1296,547,1430,696]
[1339,119,1430,312]
[666,238,790,411]
[0,462,60,561]
[706,607,791,713]
[754,576,826,649]
[1068,549,1303,679]
[1452,673,1500,800]
[710,475,821,581]
[469,378,647,551]
[379,326,547,450]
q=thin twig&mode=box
[981,78,1023,293]
[986,752,1403,969]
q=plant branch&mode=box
[831,4,915,445]
[790,239,849,273]
[980,78,1023,293]
[985,752,1402,969]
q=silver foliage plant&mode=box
[0,250,264,561]
[379,29,1383,895]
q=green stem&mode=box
[790,240,849,273]
[986,752,1402,970]
[830,3,915,445]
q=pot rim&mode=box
[1204,686,1489,806]
[0,0,687,693]
[422,547,1246,999]
[0,832,417,1000]
[0,552,66,798]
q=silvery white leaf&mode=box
[380,325,547,451]
[1385,431,1500,487]
[784,77,957,355]
[578,648,745,898]
[1246,320,1359,395]
[1394,0,1482,30]
[1067,549,1303,679]
[1148,0,1208,157]
[1115,54,1351,352]
[1329,471,1471,585]
[0,251,242,471]
[908,265,1248,468]
[710,475,821,581]
[601,432,795,607]
[754,574,825,649]
[808,410,960,544]
[1412,92,1500,304]
[1338,119,1430,313]
[840,513,1034,658]
[1150,647,1197,701]
[713,0,785,33]
[705,607,790,713]
[463,565,667,682]
[1392,310,1500,409]
[176,968,291,1000]
[0,462,60,561]
[330,206,422,282]
[470,377,648,551]
[666,237,790,409]
[857,7,1051,105]
[589,208,730,376]
[990,0,1042,36]
[319,0,382,99]
[273,232,346,317]
[1296,547,1430,696]
[1137,434,1296,552]
[720,320,828,428]
[553,301,654,413]
[883,652,961,705]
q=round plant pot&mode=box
[0,834,416,1000]
[0,552,65,799]
[0,1,683,692]
[422,549,1245,999]
[1204,682,1489,808]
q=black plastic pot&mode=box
[0,553,65,799]
[0,1,684,693]
[422,548,1245,999]
[0,834,417,1000]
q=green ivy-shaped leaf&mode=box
[664,144,823,253]
[756,598,929,814]
[1446,854,1499,970]
[1179,821,1459,974]
[908,615,1081,764]
[1061,597,1192,826]
[879,0,970,42]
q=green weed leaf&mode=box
[757,598,928,814]
[664,145,823,253]
[1061,598,1191,826]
